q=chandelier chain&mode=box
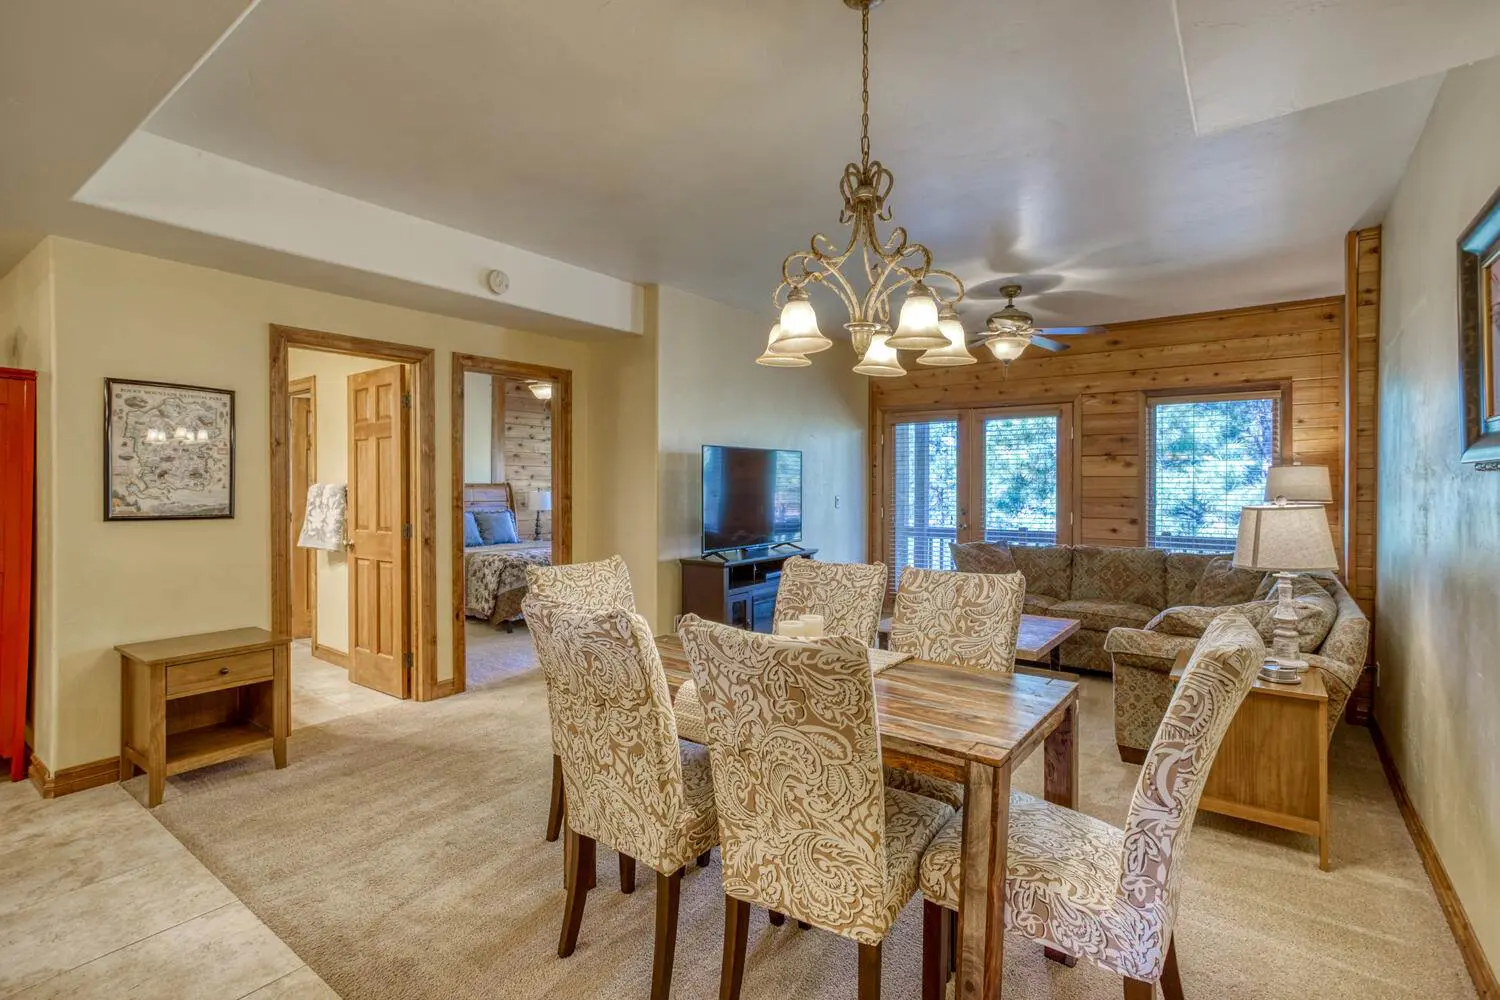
[860,2,871,169]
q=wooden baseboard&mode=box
[1371,718,1499,1000]
[311,643,349,668]
[28,754,120,799]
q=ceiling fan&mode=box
[974,284,1107,364]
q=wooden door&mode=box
[347,365,409,698]
[289,383,315,639]
[0,369,37,781]
[967,405,1073,547]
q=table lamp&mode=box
[529,489,552,540]
[1265,465,1333,504]
[1232,501,1339,683]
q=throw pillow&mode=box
[463,510,484,548]
[949,541,1017,575]
[474,508,520,545]
[1069,546,1166,607]
[1190,556,1265,606]
[1149,590,1338,652]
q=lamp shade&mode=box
[887,287,947,350]
[776,289,830,354]
[530,489,553,512]
[852,333,905,377]
[917,309,977,366]
[528,381,554,401]
[1265,465,1333,503]
[1232,503,1338,572]
[755,325,811,367]
[986,333,1029,363]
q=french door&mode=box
[882,405,1072,587]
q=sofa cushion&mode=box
[1051,599,1158,633]
[1190,556,1265,607]
[1165,553,1216,607]
[1069,546,1165,609]
[1147,589,1338,653]
[1023,594,1061,616]
[948,541,1017,576]
[1009,545,1072,601]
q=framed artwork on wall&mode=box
[104,378,236,520]
[1459,185,1500,470]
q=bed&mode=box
[463,483,552,628]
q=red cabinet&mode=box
[0,368,36,782]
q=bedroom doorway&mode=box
[270,325,440,717]
[451,353,572,694]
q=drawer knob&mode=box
[219,666,231,675]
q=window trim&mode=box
[1141,383,1291,553]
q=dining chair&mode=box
[523,597,718,1000]
[673,558,887,745]
[526,556,636,844]
[882,566,1027,810]
[916,612,1265,1000]
[677,615,954,1000]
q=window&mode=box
[1146,392,1282,553]
[981,415,1060,547]
[889,418,960,587]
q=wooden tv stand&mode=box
[679,548,817,632]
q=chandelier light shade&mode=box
[763,0,965,378]
[852,333,905,377]
[756,325,812,367]
[986,333,1030,363]
[918,307,977,366]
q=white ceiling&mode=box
[4,0,1496,333]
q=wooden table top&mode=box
[878,613,1081,660]
[656,634,1078,773]
[1170,648,1328,702]
[115,627,288,666]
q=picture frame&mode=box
[1458,184,1500,470]
[103,378,236,520]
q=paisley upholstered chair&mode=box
[916,612,1264,1000]
[882,566,1028,810]
[523,597,718,1000]
[677,615,953,1000]
[672,557,888,745]
[525,557,636,844]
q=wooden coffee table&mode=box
[1171,648,1331,869]
[878,613,1080,669]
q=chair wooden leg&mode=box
[922,901,951,1000]
[1045,946,1078,968]
[558,830,595,958]
[1160,937,1183,1000]
[1124,978,1155,999]
[858,941,882,1000]
[619,854,636,894]
[545,755,564,842]
[651,869,683,1000]
[697,850,712,867]
[720,896,751,1000]
[768,910,786,926]
[948,910,958,974]
[797,920,811,930]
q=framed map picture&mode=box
[1458,184,1500,469]
[104,378,236,520]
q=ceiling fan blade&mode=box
[1034,326,1106,337]
[1029,335,1072,353]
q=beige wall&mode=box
[31,238,645,770]
[287,348,390,655]
[1377,56,1500,970]
[653,285,868,625]
[462,371,493,481]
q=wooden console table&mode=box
[1172,648,1330,869]
[117,627,289,807]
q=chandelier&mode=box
[757,0,972,377]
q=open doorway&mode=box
[271,326,439,729]
[451,353,571,693]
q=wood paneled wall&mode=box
[501,379,553,538]
[1345,227,1381,620]
[869,296,1349,561]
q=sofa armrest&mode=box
[1102,626,1197,673]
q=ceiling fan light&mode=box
[756,325,812,367]
[852,333,906,377]
[887,286,947,350]
[986,333,1030,363]
[917,311,976,366]
[528,380,554,401]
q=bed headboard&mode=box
[463,482,514,514]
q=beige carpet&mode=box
[142,656,1476,1000]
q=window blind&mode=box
[981,415,1059,547]
[1146,393,1281,553]
[887,418,958,589]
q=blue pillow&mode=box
[474,509,519,545]
[463,511,484,548]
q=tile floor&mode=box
[289,640,400,729]
[0,779,338,999]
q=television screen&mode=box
[702,445,803,554]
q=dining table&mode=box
[654,634,1081,1000]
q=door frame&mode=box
[288,376,319,651]
[269,325,440,701]
[451,353,572,695]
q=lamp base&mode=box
[1259,662,1304,685]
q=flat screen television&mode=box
[701,445,803,555]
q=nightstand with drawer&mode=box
[117,627,290,807]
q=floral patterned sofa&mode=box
[949,541,1370,762]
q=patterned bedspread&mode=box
[465,545,552,624]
